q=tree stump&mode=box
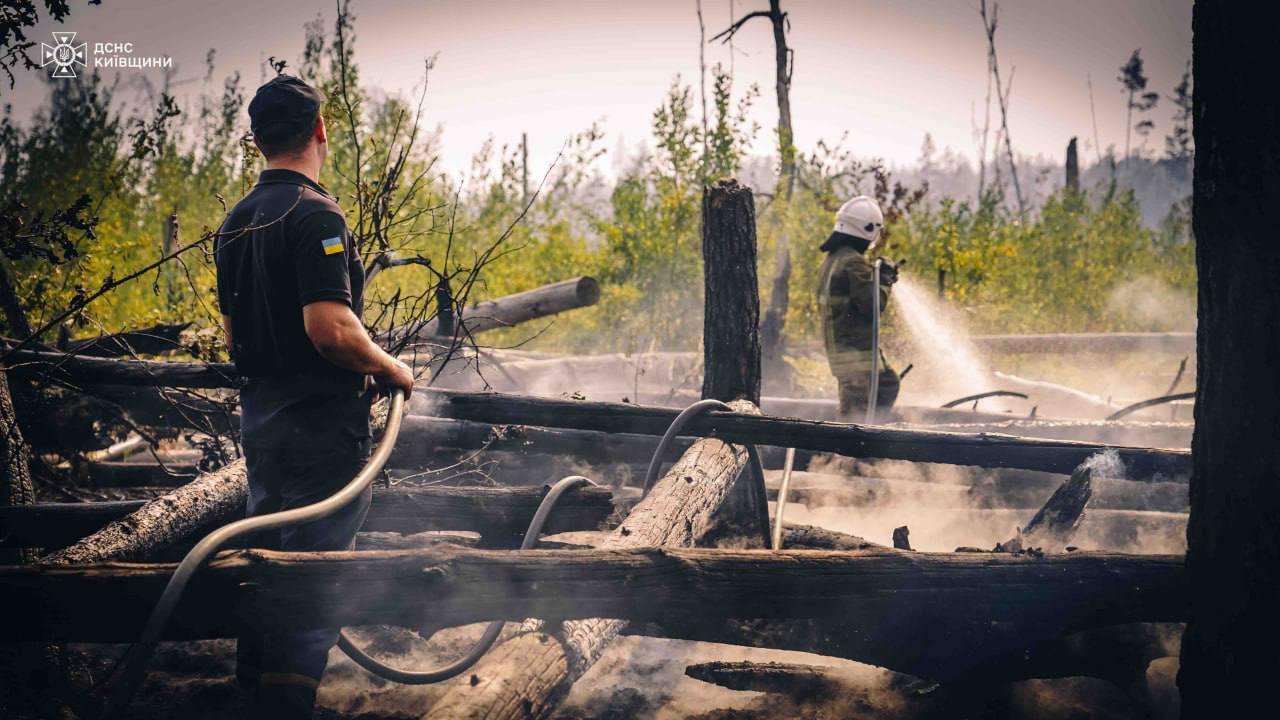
[701,179,761,405]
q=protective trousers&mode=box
[236,439,372,720]
[835,358,901,419]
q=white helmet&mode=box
[833,195,884,244]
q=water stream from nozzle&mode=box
[888,275,998,408]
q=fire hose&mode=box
[101,388,598,714]
[641,398,772,548]
[866,258,883,423]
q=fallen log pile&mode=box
[0,178,1200,719]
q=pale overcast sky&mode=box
[10,0,1193,178]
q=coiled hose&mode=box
[103,386,596,713]
[641,399,772,548]
[335,474,597,683]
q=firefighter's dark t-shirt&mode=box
[215,169,371,450]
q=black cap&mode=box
[248,75,323,135]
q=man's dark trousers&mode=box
[235,437,372,719]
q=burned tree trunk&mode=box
[1180,3,1280,715]
[701,179,761,405]
[5,485,615,553]
[1000,465,1093,553]
[379,276,600,346]
[1,369,36,563]
[1065,136,1080,194]
[40,459,248,564]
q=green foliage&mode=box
[0,12,1196,359]
[893,188,1194,334]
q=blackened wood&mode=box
[1013,466,1093,551]
[0,546,1185,643]
[2,350,1191,476]
[779,523,879,551]
[85,460,198,487]
[1181,3,1280,714]
[686,661,834,697]
[426,390,1191,478]
[380,276,600,345]
[701,179,761,405]
[4,348,239,389]
[3,485,614,551]
[650,617,1183,685]
[1065,137,1080,194]
[1,370,36,563]
[691,661,829,691]
[62,322,189,358]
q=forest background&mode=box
[0,2,1195,381]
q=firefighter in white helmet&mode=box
[816,195,901,417]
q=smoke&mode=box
[778,453,1185,554]
[1081,449,1126,481]
[1107,277,1196,331]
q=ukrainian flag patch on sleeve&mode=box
[321,236,345,256]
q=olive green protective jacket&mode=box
[816,245,890,376]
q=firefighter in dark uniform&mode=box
[817,195,900,418]
[215,75,415,719]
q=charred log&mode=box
[0,351,1192,477]
[60,322,189,358]
[379,276,600,346]
[3,485,615,552]
[1006,466,1093,551]
[0,547,1185,644]
[701,179,761,405]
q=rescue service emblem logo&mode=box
[41,32,87,78]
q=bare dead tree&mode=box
[979,0,1025,215]
[712,0,795,386]
[974,54,994,200]
[696,0,709,160]
[1088,72,1105,164]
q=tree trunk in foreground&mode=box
[1180,2,1280,715]
[701,179,761,405]
[422,400,761,720]
[1,370,36,563]
[40,459,248,564]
